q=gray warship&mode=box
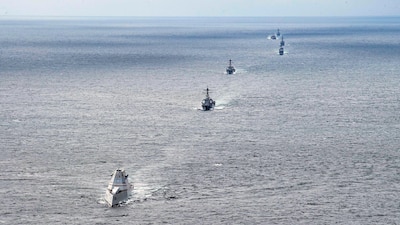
[105,169,133,207]
[201,87,215,111]
[226,59,236,74]
[279,47,284,55]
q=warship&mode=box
[226,59,236,75]
[104,169,133,207]
[201,87,215,111]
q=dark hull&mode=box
[202,106,213,111]
[279,48,284,55]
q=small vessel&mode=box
[226,59,236,75]
[279,47,284,55]
[280,35,285,47]
[201,87,215,111]
[105,169,133,207]
[270,35,277,40]
[276,29,281,37]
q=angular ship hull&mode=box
[105,188,130,207]
[105,169,133,207]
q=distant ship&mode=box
[201,87,215,111]
[105,169,133,207]
[280,35,285,47]
[279,47,284,55]
[269,29,280,40]
[226,59,236,74]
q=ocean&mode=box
[1,17,399,224]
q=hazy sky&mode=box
[1,0,399,17]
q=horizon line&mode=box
[1,15,399,19]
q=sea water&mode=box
[1,17,400,224]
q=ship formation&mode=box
[103,29,289,205]
[269,28,286,55]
